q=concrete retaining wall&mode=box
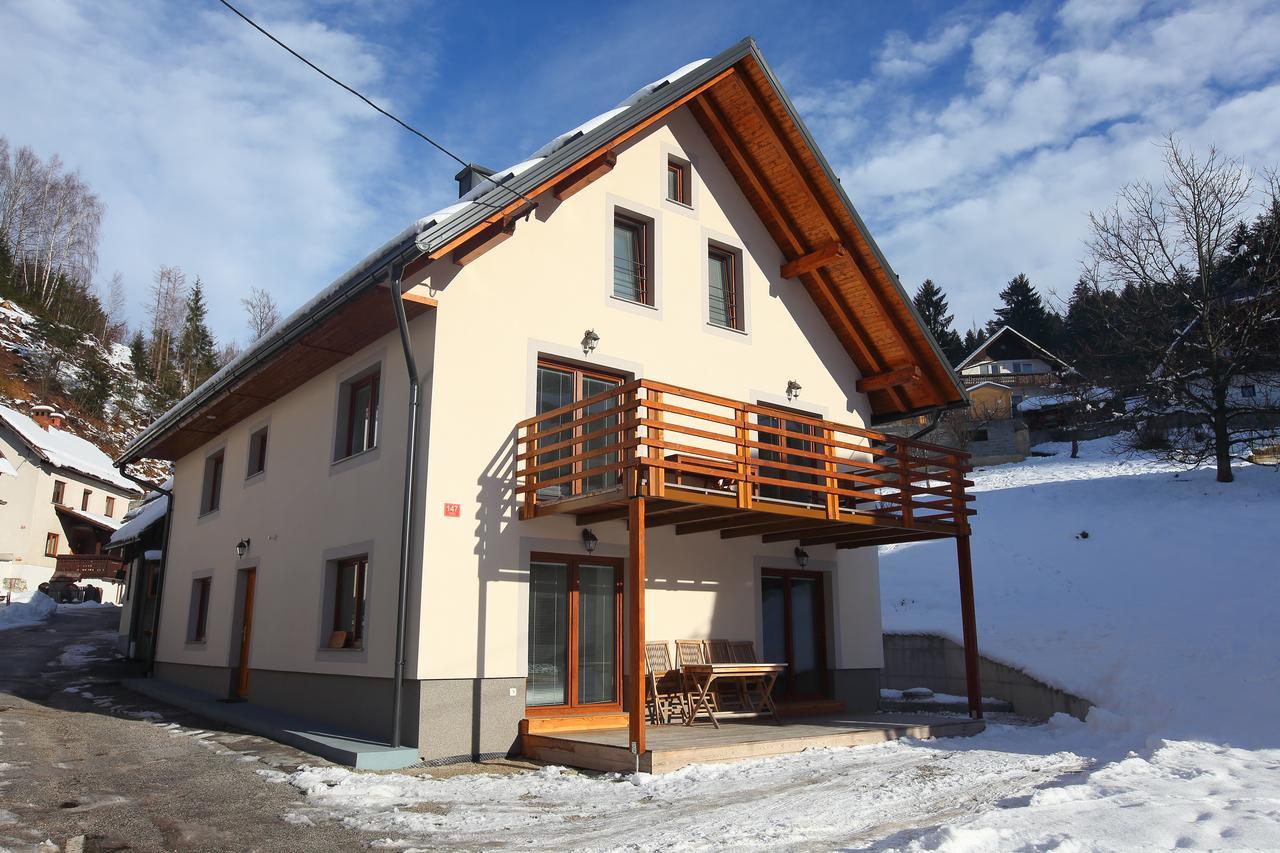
[881,633,1092,721]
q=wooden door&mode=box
[761,569,829,699]
[235,569,257,698]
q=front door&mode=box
[761,569,829,699]
[526,553,622,714]
[234,569,257,698]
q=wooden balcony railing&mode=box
[515,379,974,537]
[54,554,127,580]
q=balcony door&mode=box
[761,569,829,700]
[535,359,626,499]
[756,404,826,507]
[526,553,623,714]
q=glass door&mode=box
[757,405,825,507]
[761,569,829,700]
[535,360,625,499]
[527,553,622,713]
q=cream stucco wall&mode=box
[153,105,887,690]
[0,426,135,589]
[408,107,883,682]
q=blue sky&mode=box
[3,0,1279,343]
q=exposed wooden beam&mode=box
[835,530,947,549]
[552,149,617,202]
[761,524,847,543]
[645,506,737,529]
[718,518,834,539]
[674,511,774,536]
[575,505,631,526]
[780,241,845,280]
[856,365,922,394]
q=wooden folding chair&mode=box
[675,639,718,720]
[644,641,685,724]
[729,641,757,662]
[705,639,734,663]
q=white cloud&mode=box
[876,23,970,78]
[0,0,450,343]
[799,0,1280,330]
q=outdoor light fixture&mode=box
[581,328,600,356]
[786,380,802,401]
[236,538,251,559]
[794,546,809,568]
[581,528,599,554]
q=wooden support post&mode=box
[897,441,913,529]
[648,389,665,498]
[956,534,982,720]
[735,408,752,510]
[627,493,647,756]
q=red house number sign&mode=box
[444,503,461,518]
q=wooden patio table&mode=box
[681,662,786,728]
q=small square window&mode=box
[612,213,651,305]
[45,532,59,557]
[972,429,990,442]
[666,158,690,205]
[708,244,744,331]
[81,488,92,511]
[105,496,115,517]
[1240,384,1256,398]
[189,578,211,642]
[335,371,380,461]
[52,480,65,504]
[247,426,268,477]
[329,556,368,649]
[200,450,224,515]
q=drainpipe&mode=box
[386,261,419,749]
[910,409,944,441]
[116,467,173,676]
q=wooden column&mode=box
[627,493,647,755]
[956,534,983,719]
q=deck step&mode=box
[776,698,846,717]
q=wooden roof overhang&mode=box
[415,43,966,424]
[130,285,435,461]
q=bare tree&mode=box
[1083,137,1280,482]
[241,287,280,341]
[147,265,187,379]
[939,397,1006,452]
[103,271,128,343]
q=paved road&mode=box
[0,605,376,852]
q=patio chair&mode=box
[644,641,685,724]
[729,641,757,662]
[675,639,719,720]
[705,639,734,663]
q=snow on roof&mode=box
[0,454,16,477]
[57,504,122,531]
[955,326,1073,372]
[1016,387,1110,412]
[968,381,1012,391]
[108,479,171,548]
[0,405,138,493]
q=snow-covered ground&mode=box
[255,439,1280,849]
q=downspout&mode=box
[116,467,173,676]
[386,261,419,748]
[910,409,944,441]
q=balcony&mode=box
[54,554,127,581]
[516,379,973,548]
[960,372,1055,388]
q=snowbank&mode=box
[0,591,57,631]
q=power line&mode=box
[213,0,535,210]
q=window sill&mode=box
[185,640,208,647]
[329,444,381,476]
[318,645,364,652]
[608,294,657,312]
[197,508,221,521]
[244,470,266,484]
[664,198,694,210]
[706,321,749,337]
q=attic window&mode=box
[667,157,691,205]
[52,480,65,505]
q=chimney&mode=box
[454,163,496,199]
[31,404,55,430]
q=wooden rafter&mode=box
[552,150,617,201]
[856,365,922,394]
[779,241,845,280]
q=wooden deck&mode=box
[520,713,986,774]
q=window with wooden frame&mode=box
[612,213,651,305]
[335,370,380,461]
[105,496,115,517]
[534,358,627,499]
[80,488,92,511]
[51,480,65,505]
[756,403,826,507]
[246,426,268,477]
[189,577,211,642]
[666,157,690,205]
[526,552,623,713]
[330,556,367,649]
[708,244,743,331]
[200,450,224,515]
[44,532,59,557]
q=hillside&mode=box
[0,298,166,482]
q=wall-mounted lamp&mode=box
[786,380,802,401]
[794,546,809,568]
[236,538,251,559]
[581,329,600,356]
[581,528,599,554]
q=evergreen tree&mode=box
[129,330,147,378]
[74,345,114,411]
[961,326,988,359]
[912,279,965,364]
[987,273,1060,346]
[176,277,217,392]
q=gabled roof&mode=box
[968,381,1012,392]
[119,37,965,463]
[956,325,1072,373]
[0,405,139,493]
[107,476,171,549]
[55,503,122,533]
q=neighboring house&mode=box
[955,325,1072,410]
[0,403,140,600]
[106,478,171,658]
[114,39,982,768]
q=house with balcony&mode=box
[955,325,1072,410]
[115,38,984,772]
[0,404,139,600]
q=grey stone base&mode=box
[830,668,881,712]
[151,662,527,761]
[881,633,1092,720]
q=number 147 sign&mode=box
[443,503,461,517]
